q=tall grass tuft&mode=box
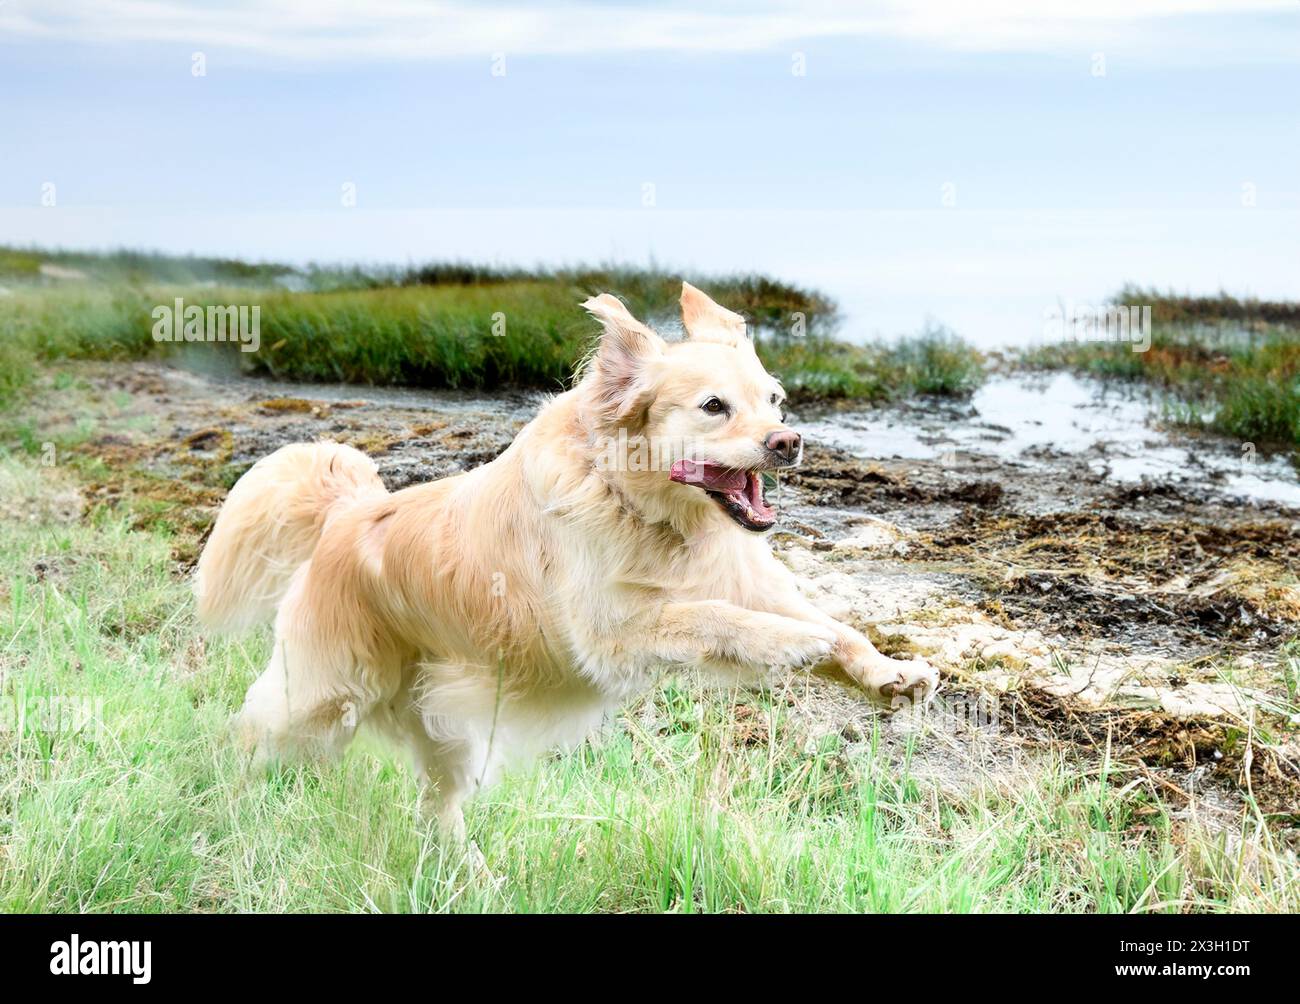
[1020,289,1300,446]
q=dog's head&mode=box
[580,282,800,533]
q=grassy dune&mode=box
[0,246,984,410]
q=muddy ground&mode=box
[16,361,1300,832]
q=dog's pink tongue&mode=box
[669,459,747,493]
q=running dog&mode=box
[195,283,938,835]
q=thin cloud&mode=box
[1,0,1295,62]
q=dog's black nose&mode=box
[764,430,802,462]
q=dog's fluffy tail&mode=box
[195,441,386,633]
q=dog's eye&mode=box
[700,397,727,415]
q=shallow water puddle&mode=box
[798,372,1300,507]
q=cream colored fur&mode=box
[195,282,938,837]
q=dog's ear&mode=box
[680,281,747,346]
[582,294,663,425]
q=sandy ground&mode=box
[19,360,1300,824]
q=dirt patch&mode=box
[18,362,525,563]
[0,460,85,526]
[790,447,1005,509]
[913,510,1300,653]
[1005,687,1300,830]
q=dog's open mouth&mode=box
[669,459,776,531]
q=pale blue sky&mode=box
[2,2,1298,344]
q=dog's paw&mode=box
[764,622,837,672]
[859,655,940,710]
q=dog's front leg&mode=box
[589,600,838,681]
[813,605,939,709]
[749,568,939,708]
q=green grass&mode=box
[0,246,986,407]
[765,322,984,401]
[1,450,1294,913]
[1113,283,1300,328]
[0,246,298,287]
[1020,303,1300,446]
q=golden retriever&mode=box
[195,282,938,836]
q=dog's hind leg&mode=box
[361,688,479,841]
[418,746,478,843]
[234,566,383,767]
[236,644,361,766]
[413,731,483,844]
[387,716,496,881]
